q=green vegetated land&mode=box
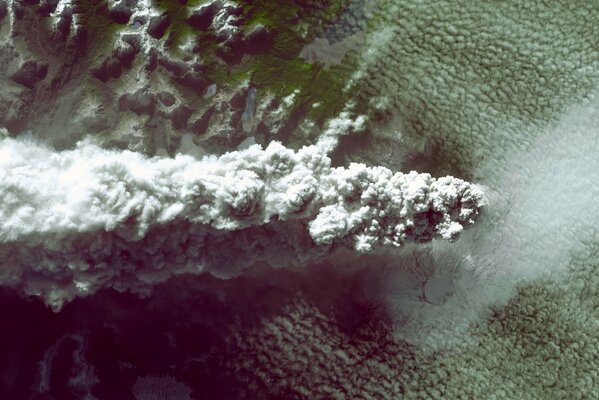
[72,0,367,143]
[246,0,356,123]
[154,0,359,126]
[73,0,128,52]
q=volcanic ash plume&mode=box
[0,136,484,309]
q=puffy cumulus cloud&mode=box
[132,375,193,400]
[423,249,599,400]
[346,0,599,178]
[0,136,483,309]
[225,244,599,400]
[225,296,420,400]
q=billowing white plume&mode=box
[0,135,483,309]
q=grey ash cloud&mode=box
[0,133,483,309]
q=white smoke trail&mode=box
[0,130,483,310]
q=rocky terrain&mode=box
[0,0,358,155]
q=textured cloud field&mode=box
[1,0,599,399]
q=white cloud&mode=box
[0,135,483,309]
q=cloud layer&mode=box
[0,135,483,309]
